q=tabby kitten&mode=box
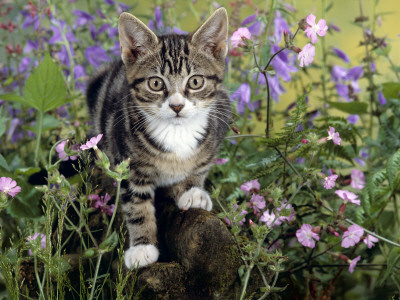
[86,8,231,268]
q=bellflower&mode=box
[80,134,103,150]
[85,46,111,68]
[348,256,361,273]
[363,234,379,248]
[274,11,291,43]
[231,27,252,48]
[296,224,320,248]
[0,177,21,197]
[255,73,286,102]
[335,189,360,205]
[327,126,341,145]
[49,19,77,44]
[331,66,363,101]
[27,233,46,256]
[351,169,365,190]
[323,174,338,189]
[240,179,260,197]
[72,9,95,29]
[231,83,258,115]
[298,43,315,67]
[342,224,364,248]
[332,47,350,63]
[74,65,87,92]
[347,114,359,124]
[378,91,387,105]
[18,57,31,73]
[270,45,298,82]
[242,14,265,36]
[304,14,328,44]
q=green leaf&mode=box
[25,114,60,134]
[327,101,368,114]
[382,82,400,100]
[387,149,400,189]
[0,154,10,172]
[378,247,400,285]
[15,167,41,176]
[24,52,68,113]
[99,231,118,253]
[0,93,30,107]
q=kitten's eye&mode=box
[148,77,165,91]
[187,75,204,90]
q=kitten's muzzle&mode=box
[169,104,184,114]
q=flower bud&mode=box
[298,18,310,31]
[339,253,349,262]
[338,224,348,232]
[338,202,347,216]
[291,46,302,54]
[328,226,340,237]
[312,226,321,234]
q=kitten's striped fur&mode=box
[86,8,231,268]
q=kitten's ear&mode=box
[118,12,159,64]
[190,7,228,60]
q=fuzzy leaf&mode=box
[100,231,118,252]
[327,101,368,114]
[382,82,400,99]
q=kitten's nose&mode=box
[169,104,184,114]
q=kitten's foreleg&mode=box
[173,173,213,211]
[121,182,158,269]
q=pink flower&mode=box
[296,224,320,248]
[214,158,228,165]
[335,189,360,205]
[27,233,46,256]
[240,179,260,197]
[249,194,265,212]
[260,209,276,228]
[231,27,252,48]
[327,127,341,145]
[323,174,338,189]
[89,193,114,216]
[304,14,328,43]
[56,140,79,161]
[363,233,379,248]
[348,255,361,273]
[351,169,365,190]
[0,177,21,197]
[341,224,364,248]
[276,200,295,224]
[298,43,315,67]
[80,134,103,150]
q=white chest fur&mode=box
[146,112,208,160]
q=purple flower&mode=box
[231,28,252,48]
[304,14,328,43]
[270,45,298,82]
[347,114,359,124]
[214,158,228,165]
[49,19,77,44]
[363,234,379,248]
[104,0,115,4]
[73,9,95,29]
[56,141,79,161]
[154,6,164,29]
[283,3,296,12]
[172,27,187,35]
[74,65,87,92]
[348,256,361,273]
[24,40,39,53]
[335,189,360,205]
[56,45,75,68]
[89,193,115,216]
[80,134,103,150]
[249,194,266,213]
[378,91,387,105]
[260,209,276,228]
[240,179,260,197]
[332,47,350,63]
[85,46,111,68]
[298,43,315,67]
[0,177,21,197]
[274,11,290,43]
[118,2,131,14]
[296,224,320,248]
[327,126,341,145]
[329,23,340,32]
[18,57,31,73]
[351,169,365,190]
[231,83,252,115]
[370,62,376,72]
[27,233,46,256]
[331,66,363,101]
[323,174,338,189]
[242,14,257,26]
[342,224,364,248]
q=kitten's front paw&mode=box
[124,244,159,269]
[177,187,213,211]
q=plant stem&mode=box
[225,134,266,139]
[34,110,44,167]
[88,253,103,300]
[105,179,121,237]
[239,262,254,300]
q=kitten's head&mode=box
[118,8,228,125]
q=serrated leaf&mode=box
[24,53,67,113]
[99,231,118,252]
[327,101,368,114]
